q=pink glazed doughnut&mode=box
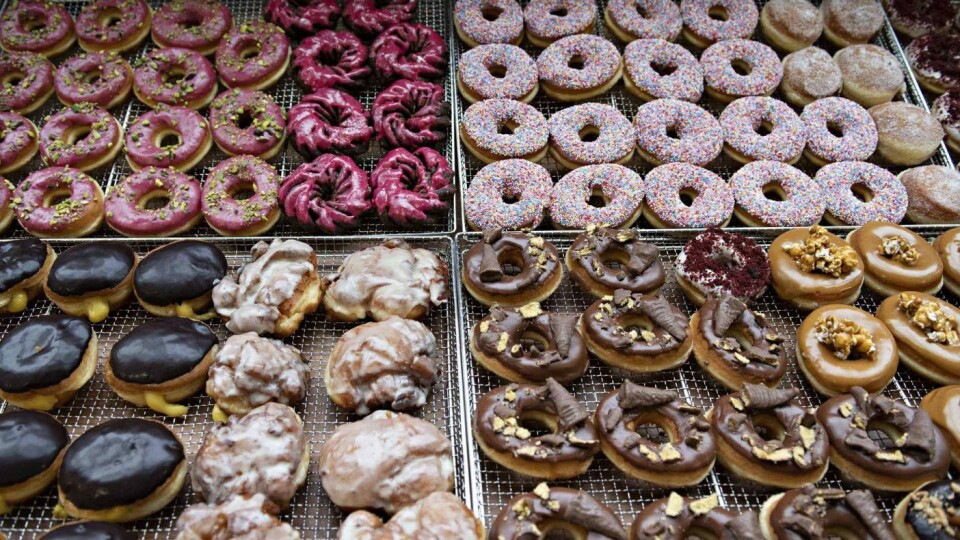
[0,112,38,175]
[0,0,75,57]
[605,0,682,42]
[152,0,232,56]
[13,167,104,238]
[464,159,553,231]
[0,51,54,114]
[816,161,908,225]
[39,104,123,172]
[280,154,371,234]
[209,89,287,161]
[800,97,877,165]
[454,0,524,47]
[550,164,645,229]
[634,99,723,167]
[132,47,217,110]
[643,163,734,228]
[76,0,152,53]
[730,160,825,227]
[215,21,290,91]
[293,30,370,92]
[202,155,281,237]
[719,97,806,164]
[105,167,202,237]
[547,103,634,169]
[623,38,703,102]
[125,105,212,173]
[0,177,13,233]
[701,39,782,102]
[680,0,759,47]
[55,51,133,110]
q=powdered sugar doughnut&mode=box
[623,38,703,102]
[719,97,806,164]
[900,165,960,224]
[454,0,524,48]
[730,161,824,227]
[816,161,908,225]
[634,99,722,167]
[759,0,823,53]
[464,159,552,231]
[643,163,733,228]
[547,103,634,169]
[869,101,944,167]
[549,164,644,229]
[780,46,842,107]
[604,0,682,42]
[820,0,884,47]
[537,34,622,102]
[460,99,548,163]
[457,44,538,103]
[680,0,759,47]
[834,45,905,108]
[524,0,597,47]
[801,97,877,166]
[701,39,782,102]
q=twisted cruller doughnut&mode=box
[373,79,449,150]
[0,0,75,57]
[0,51,54,115]
[280,154,371,234]
[76,0,152,54]
[0,112,38,175]
[371,148,454,229]
[265,0,340,38]
[342,0,417,39]
[288,88,373,159]
[55,51,133,110]
[370,23,447,82]
[293,30,370,92]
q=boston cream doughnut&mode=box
[878,293,960,385]
[462,230,562,308]
[894,480,960,540]
[0,411,67,515]
[176,494,300,539]
[43,242,137,324]
[631,493,762,539]
[134,240,227,320]
[848,223,942,296]
[566,226,664,298]
[0,238,54,316]
[769,226,864,311]
[339,492,483,540]
[489,485,626,540]
[920,386,960,469]
[40,521,134,539]
[760,486,895,539]
[934,227,960,296]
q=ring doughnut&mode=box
[0,112,38,175]
[55,51,133,110]
[266,0,339,37]
[605,0,682,42]
[643,163,733,229]
[537,34,623,102]
[215,21,290,91]
[848,222,943,296]
[152,0,232,57]
[761,487,894,539]
[906,33,960,95]
[76,0,152,54]
[701,40,782,102]
[921,386,960,468]
[209,89,286,160]
[815,161,908,226]
[633,494,761,539]
[454,0,524,48]
[820,0,884,47]
[719,97,805,164]
[462,230,563,307]
[548,103,634,169]
[549,165,644,230]
[125,105,212,173]
[463,160,552,231]
[490,486,626,540]
[779,46,842,107]
[634,99,722,166]
[13,167,104,238]
[460,99,548,163]
[869,102,944,167]
[879,293,960,386]
[41,521,138,539]
[39,104,123,172]
[566,226,665,298]
[623,38,703,102]
[680,0,759,48]
[104,167,202,238]
[132,47,217,110]
[457,44,538,104]
[769,226,865,311]
[935,227,960,297]
[201,155,281,237]
[342,0,416,40]
[0,0,75,57]
[801,97,877,165]
[0,51,54,114]
[523,0,597,48]
[730,161,824,227]
[675,229,771,305]
[293,30,370,92]
[894,480,960,540]
[0,177,12,233]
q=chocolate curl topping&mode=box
[546,378,588,430]
[619,380,677,409]
[612,288,632,306]
[482,228,502,244]
[712,294,748,336]
[904,410,938,460]
[724,510,763,540]
[851,386,871,411]
[740,384,799,409]
[627,242,659,274]
[562,492,627,540]
[844,430,880,454]
[549,314,579,358]
[478,244,503,283]
[845,491,895,540]
[638,296,687,340]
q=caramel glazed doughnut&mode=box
[462,229,563,308]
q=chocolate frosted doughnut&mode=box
[623,38,703,102]
[45,243,134,304]
[342,0,417,39]
[39,104,122,172]
[462,230,563,307]
[632,494,760,540]
[454,0,524,47]
[0,0,75,57]
[266,0,340,37]
[0,112,38,175]
[280,153,371,233]
[0,238,52,315]
[371,147,453,229]
[464,160,552,231]
[133,47,217,110]
[108,318,217,386]
[76,0,151,54]
[490,486,627,540]
[373,79,449,150]
[133,240,227,317]
[289,89,373,159]
[605,0,682,42]
[370,23,447,82]
[0,410,68,512]
[152,0,232,56]
[566,227,664,298]
[55,52,133,110]
[0,51,53,114]
[719,96,805,164]
[762,486,895,540]
[209,89,286,160]
[293,30,370,92]
[895,480,960,540]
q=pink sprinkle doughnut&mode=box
[454,0,524,47]
[457,44,538,102]
[634,99,722,167]
[644,163,734,228]
[0,51,54,114]
[547,103,634,168]
[461,99,548,161]
[701,40,782,100]
[719,97,806,163]
[523,0,597,45]
[215,22,290,91]
[605,0,683,41]
[537,34,622,97]
[815,161,908,225]
[152,0,232,56]
[105,167,202,237]
[0,0,75,56]
[39,104,121,172]
[801,97,877,164]
[680,0,759,45]
[55,51,132,110]
[464,159,552,230]
[730,161,825,227]
[549,164,644,229]
[623,38,703,102]
[133,47,217,109]
[202,155,280,236]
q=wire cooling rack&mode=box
[0,236,467,540]
[454,227,953,529]
[1,0,459,237]
[452,0,956,232]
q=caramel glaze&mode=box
[567,227,665,296]
[490,486,627,540]
[816,388,950,481]
[900,480,960,540]
[0,238,48,293]
[921,385,960,454]
[933,227,960,286]
[697,295,787,385]
[134,240,227,305]
[46,243,136,297]
[41,521,135,540]
[581,290,689,356]
[462,230,561,300]
[768,486,895,539]
[878,293,960,379]
[109,318,217,385]
[0,410,68,487]
[0,315,92,394]
[59,418,184,510]
[849,222,943,292]
[769,228,864,304]
[631,495,763,540]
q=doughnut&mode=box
[193,403,307,509]
[870,102,945,166]
[820,0,884,47]
[632,494,761,539]
[280,154,371,233]
[212,239,320,337]
[464,160,552,231]
[623,39,703,102]
[719,97,805,164]
[201,156,281,236]
[547,104,634,169]
[568,229,661,301]
[215,21,290,91]
[679,0,759,48]
[634,99,722,166]
[0,112,38,175]
[133,240,227,319]
[894,480,960,540]
[474,379,599,479]
[125,105,212,172]
[604,0,682,42]
[711,384,829,488]
[549,164,643,229]
[675,228,770,306]
[13,167,105,238]
[0,0,75,57]
[643,163,733,229]
[318,410,453,514]
[339,492,483,540]
[0,238,54,316]
[470,303,588,383]
[106,318,217,417]
[462,230,561,307]
[460,98,548,163]
[55,51,132,110]
[75,0,151,54]
[537,34,623,102]
[132,47,217,110]
[373,79,449,150]
[342,0,416,40]
[933,89,960,153]
[691,294,787,390]
[780,46,842,107]
[524,0,597,47]
[0,178,12,233]
[322,239,447,321]
[454,0,524,48]
[886,0,956,38]
[371,147,454,229]
[293,31,370,93]
[701,40,782,102]
[289,89,373,159]
[801,97,877,165]
[40,522,134,539]
[935,227,960,297]
[176,494,300,539]
[760,487,895,539]
[489,486,626,539]
[0,51,54,114]
[759,0,823,52]
[0,411,67,514]
[921,386,960,467]
[815,161,908,225]
[902,165,960,224]
[327,316,436,415]
[266,0,339,38]
[770,226,865,311]
[848,222,942,296]
[209,89,285,160]
[834,45,905,107]
[44,242,135,323]
[370,23,447,82]
[817,387,950,492]
[729,161,824,227]
[906,33,960,95]
[39,104,122,172]
[104,168,202,238]
[881,293,960,387]
[457,44,538,103]
[151,0,232,57]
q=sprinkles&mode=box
[730,161,825,227]
[462,99,548,160]
[634,99,722,166]
[524,0,597,43]
[624,38,703,102]
[454,0,524,46]
[644,163,733,228]
[816,161,908,225]
[548,103,634,167]
[801,97,877,164]
[537,34,622,92]
[606,0,682,41]
[720,97,806,163]
[549,164,644,229]
[458,44,538,102]
[701,39,782,99]
[464,159,552,230]
[680,0,759,43]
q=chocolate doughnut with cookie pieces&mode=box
[565,226,665,298]
[0,411,68,515]
[894,480,960,540]
[40,521,134,539]
[848,222,944,296]
[490,484,627,540]
[761,486,895,539]
[43,242,137,323]
[0,238,55,315]
[462,230,563,307]
[630,493,762,540]
[878,293,960,386]
[769,225,864,311]
[133,240,227,320]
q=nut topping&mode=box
[898,293,960,346]
[783,226,859,277]
[814,315,875,360]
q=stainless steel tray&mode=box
[0,236,468,540]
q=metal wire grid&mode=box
[0,235,467,540]
[454,227,953,529]
[1,0,459,238]
[452,0,956,232]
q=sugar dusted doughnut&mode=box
[548,103,634,169]
[701,40,782,102]
[680,0,758,48]
[524,0,597,47]
[454,0,524,48]
[550,164,644,229]
[457,44,538,103]
[605,0,682,42]
[820,0,884,47]
[464,159,552,231]
[460,99,548,163]
[623,38,703,102]
[643,163,733,229]
[901,166,960,224]
[869,102,944,167]
[834,45,905,107]
[730,161,824,227]
[801,97,877,165]
[759,0,822,52]
[634,99,722,166]
[719,97,805,164]
[780,46,842,108]
[816,161,907,226]
[537,34,623,102]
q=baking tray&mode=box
[1,0,460,237]
[454,227,954,528]
[452,0,956,232]
[0,235,469,540]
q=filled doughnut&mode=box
[342,0,416,39]
[457,44,538,103]
[373,79,449,150]
[675,228,770,306]
[816,161,908,226]
[885,0,956,38]
[176,494,300,539]
[55,51,132,110]
[133,48,216,110]
[760,486,895,539]
[151,0,232,56]
[201,155,281,236]
[0,113,37,175]
[921,386,960,468]
[894,480,960,540]
[759,0,822,52]
[215,21,289,91]
[800,97,877,165]
[43,242,136,323]
[730,161,824,228]
[848,222,942,295]
[288,89,373,159]
[605,0,682,42]
[0,410,67,515]
[566,226,664,298]
[104,168,202,238]
[279,154,372,233]
[901,166,960,224]
[820,0,884,47]
[906,33,960,95]
[632,493,761,539]
[460,98,548,163]
[933,89,960,153]
[13,168,104,238]
[75,0,151,54]
[550,165,643,229]
[370,23,447,82]
[464,160,552,230]
[719,97,805,164]
[0,0,75,57]
[623,39,701,103]
[339,492,483,540]
[462,230,561,307]
[537,34,623,102]
[489,486,626,540]
[0,51,53,114]
[548,104,634,169]
[770,226,865,310]
[133,240,226,319]
[524,0,597,47]
[0,178,11,233]
[40,522,133,539]
[266,0,339,37]
[701,40,782,102]
[454,0,524,48]
[780,46,842,108]
[879,293,960,385]
[0,238,53,316]
[643,164,733,229]
[125,105,212,173]
[39,104,122,172]
[371,147,454,229]
[634,99,722,167]
[834,45,905,107]
[293,31,370,93]
[869,102,945,167]
[680,0,758,47]
[934,227,960,296]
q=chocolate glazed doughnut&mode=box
[596,381,715,487]
[761,486,895,540]
[43,242,137,324]
[0,238,54,316]
[894,480,960,540]
[133,241,227,320]
[631,493,762,540]
[566,226,665,298]
[490,485,627,540]
[462,230,563,307]
[0,411,68,515]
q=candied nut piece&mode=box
[879,235,919,265]
[782,225,860,277]
[899,293,960,345]
[815,315,876,360]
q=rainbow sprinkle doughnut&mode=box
[454,0,524,47]
[550,164,644,229]
[680,0,759,46]
[464,159,552,231]
[461,99,549,163]
[605,0,682,42]
[537,34,622,101]
[801,97,877,165]
[548,103,634,169]
[634,99,722,167]
[719,97,806,164]
[730,161,825,227]
[524,0,597,47]
[457,44,538,103]
[816,161,908,225]
[701,39,782,101]
[644,163,734,228]
[624,38,703,102]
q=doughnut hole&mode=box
[709,241,746,271]
[679,187,699,207]
[43,187,73,208]
[137,188,172,211]
[761,181,787,201]
[550,7,569,17]
[63,125,92,146]
[651,62,678,77]
[155,130,183,150]
[497,247,525,276]
[235,110,255,130]
[568,55,586,70]
[519,330,552,356]
[18,10,48,33]
[229,182,257,201]
[850,183,874,203]
[665,123,682,139]
[481,6,503,21]
[487,64,508,79]
[1,69,25,87]
[866,420,903,452]
[625,410,683,448]
[731,59,753,77]
[579,125,600,143]
[97,8,124,28]
[708,4,730,21]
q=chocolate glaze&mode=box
[630,494,739,540]
[698,294,787,384]
[582,291,689,355]
[47,243,136,297]
[41,521,135,540]
[59,418,184,510]
[0,315,92,393]
[134,241,227,306]
[902,480,960,540]
[0,410,68,487]
[490,487,627,540]
[568,227,665,296]
[109,318,217,385]
[462,230,561,300]
[768,486,894,540]
[0,238,48,293]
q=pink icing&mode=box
[280,154,371,234]
[266,0,340,37]
[371,147,454,228]
[210,89,286,157]
[55,51,132,108]
[0,177,11,213]
[125,106,210,170]
[343,0,416,39]
[152,0,233,53]
[76,0,150,50]
[39,104,120,169]
[0,0,74,53]
[730,161,825,227]
[537,34,622,91]
[464,159,552,230]
[634,99,722,166]
[801,97,877,163]
[624,38,703,102]
[0,112,37,167]
[215,21,290,90]
[370,23,447,82]
[454,0,524,45]
[701,39,782,98]
[680,0,758,42]
[719,97,806,163]
[458,44,538,101]
[202,156,280,234]
[133,47,216,108]
[105,167,201,237]
[293,30,370,92]
[607,0,682,41]
[0,51,53,112]
[288,88,373,159]
[373,80,449,150]
[13,167,101,236]
[644,162,733,228]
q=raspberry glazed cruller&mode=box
[125,105,212,173]
[0,0,75,57]
[104,168,202,238]
[548,103,634,169]
[701,40,783,102]
[280,154,372,234]
[39,104,123,173]
[906,33,960,95]
[675,228,771,306]
[266,0,340,38]
[719,97,806,164]
[460,98,549,163]
[730,161,825,228]
[634,99,722,167]
[152,0,232,57]
[523,0,597,48]
[215,22,290,91]
[75,0,152,54]
[0,51,54,115]
[780,46,842,108]
[13,167,104,238]
[566,226,666,298]
[288,89,373,159]
[801,97,877,166]
[538,34,623,102]
[293,30,370,93]
[643,163,734,229]
[132,47,217,110]
[550,164,644,230]
[680,0,759,48]
[815,161,908,226]
[373,79,449,150]
[342,0,417,40]
[202,155,281,237]
[454,0,524,48]
[209,89,286,161]
[623,38,703,103]
[55,52,132,110]
[457,44,539,104]
[0,112,38,175]
[371,147,454,229]
[464,159,553,231]
[605,0,683,42]
[370,23,447,82]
